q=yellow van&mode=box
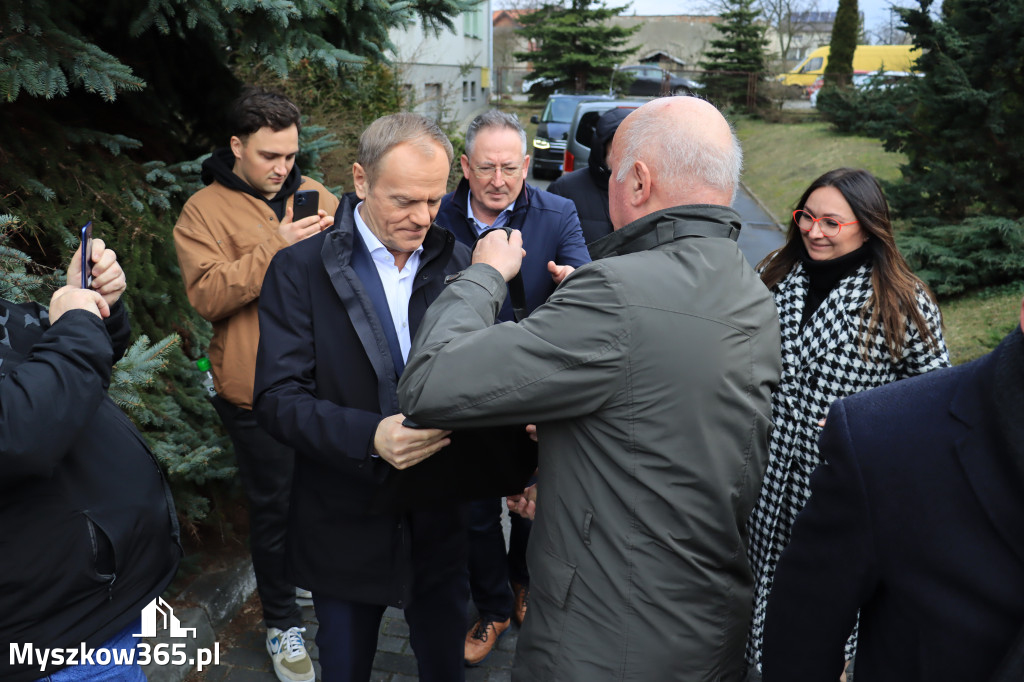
[779,45,920,87]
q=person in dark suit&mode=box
[547,106,631,249]
[252,112,472,682]
[434,109,590,664]
[762,298,1024,682]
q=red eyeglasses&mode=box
[793,209,858,237]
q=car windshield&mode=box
[543,98,581,123]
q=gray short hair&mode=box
[465,109,528,158]
[614,100,743,201]
[358,113,454,183]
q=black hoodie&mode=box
[201,147,304,221]
[547,107,631,247]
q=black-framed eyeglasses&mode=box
[793,209,858,237]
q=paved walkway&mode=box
[188,585,518,682]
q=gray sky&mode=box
[618,0,913,34]
[495,0,931,39]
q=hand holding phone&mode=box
[292,190,319,222]
[79,221,93,289]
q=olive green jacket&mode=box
[399,204,782,681]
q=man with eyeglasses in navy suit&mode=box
[434,108,590,665]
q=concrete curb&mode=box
[740,179,785,231]
[142,559,256,682]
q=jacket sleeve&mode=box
[554,202,591,268]
[0,306,113,484]
[761,399,878,680]
[253,250,386,479]
[173,198,289,323]
[901,287,951,377]
[398,261,628,428]
[104,299,131,362]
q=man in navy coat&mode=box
[762,298,1024,682]
[435,109,590,664]
[253,113,472,682]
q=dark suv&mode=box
[530,93,610,179]
[613,65,701,97]
[563,99,647,173]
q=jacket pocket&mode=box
[83,512,118,580]
[533,548,577,610]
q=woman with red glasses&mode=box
[743,167,950,679]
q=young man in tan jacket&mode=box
[174,87,338,682]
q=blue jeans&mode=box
[37,619,146,681]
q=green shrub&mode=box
[897,215,1024,297]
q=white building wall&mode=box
[389,2,492,128]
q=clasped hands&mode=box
[473,228,574,285]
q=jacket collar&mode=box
[320,193,457,416]
[200,147,303,220]
[951,328,1024,565]
[325,193,453,267]
[587,204,741,260]
[451,177,531,224]
[774,261,873,369]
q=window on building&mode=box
[471,81,477,101]
[463,6,483,38]
[462,80,469,101]
[424,83,442,119]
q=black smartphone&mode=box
[79,221,93,289]
[293,190,319,222]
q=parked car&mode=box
[563,99,648,174]
[613,65,701,97]
[530,93,611,180]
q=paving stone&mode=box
[223,667,275,682]
[381,617,410,638]
[371,651,420,676]
[376,635,407,654]
[219,644,271,671]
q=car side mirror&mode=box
[530,115,539,124]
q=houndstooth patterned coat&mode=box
[745,260,950,672]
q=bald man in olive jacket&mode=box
[398,97,781,681]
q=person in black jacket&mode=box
[253,112,472,682]
[547,106,631,249]
[762,298,1024,682]
[1,239,181,681]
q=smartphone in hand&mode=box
[292,190,319,222]
[79,221,93,289]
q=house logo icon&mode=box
[134,597,197,638]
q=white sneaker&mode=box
[295,587,313,599]
[266,626,315,682]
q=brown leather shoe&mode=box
[464,617,511,665]
[511,582,529,626]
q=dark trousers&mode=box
[211,395,301,630]
[468,496,531,621]
[313,511,469,682]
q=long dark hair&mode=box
[758,167,941,360]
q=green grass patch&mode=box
[733,117,906,224]
[940,282,1024,365]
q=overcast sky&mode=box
[495,1,933,38]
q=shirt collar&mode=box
[467,191,516,233]
[354,201,423,267]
